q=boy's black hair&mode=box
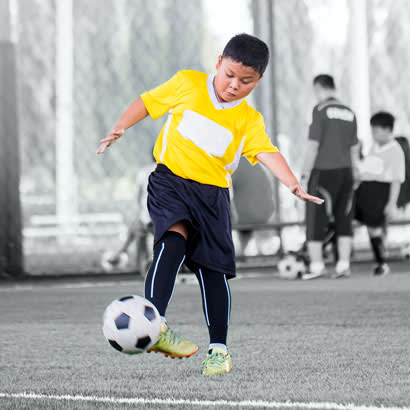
[222,33,269,76]
[370,111,395,131]
[313,74,335,90]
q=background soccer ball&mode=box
[102,295,161,354]
[277,253,306,280]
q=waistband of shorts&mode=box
[154,164,229,191]
[154,163,174,175]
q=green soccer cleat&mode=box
[147,322,198,359]
[201,346,232,376]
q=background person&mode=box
[106,158,156,275]
[355,112,405,275]
[301,74,360,279]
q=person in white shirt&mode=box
[355,112,405,276]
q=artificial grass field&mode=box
[1,263,409,410]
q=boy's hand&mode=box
[289,183,324,205]
[384,202,396,221]
[96,127,125,154]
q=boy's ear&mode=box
[216,55,223,70]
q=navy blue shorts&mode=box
[354,181,390,227]
[147,165,236,277]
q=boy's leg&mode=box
[195,268,232,375]
[303,170,329,279]
[144,230,186,315]
[368,226,390,275]
[334,236,352,278]
[333,169,354,277]
[144,225,198,358]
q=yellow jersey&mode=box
[141,70,278,188]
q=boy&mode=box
[355,112,405,275]
[97,34,323,375]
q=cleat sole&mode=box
[146,346,198,359]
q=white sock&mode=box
[208,343,227,353]
[310,261,325,274]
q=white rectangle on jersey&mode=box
[177,110,233,157]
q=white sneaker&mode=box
[333,261,351,279]
[373,263,390,276]
[302,263,326,280]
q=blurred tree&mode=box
[17,0,205,214]
[252,0,314,168]
[1,0,23,276]
[367,0,410,135]
[17,0,56,205]
[73,0,205,207]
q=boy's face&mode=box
[313,83,332,102]
[213,56,261,102]
[371,126,393,145]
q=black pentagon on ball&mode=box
[108,340,123,352]
[114,312,130,329]
[136,335,151,350]
[118,295,133,302]
[144,305,156,322]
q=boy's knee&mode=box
[368,226,383,237]
[168,221,189,240]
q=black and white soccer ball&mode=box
[277,253,306,280]
[102,295,161,354]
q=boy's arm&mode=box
[385,181,401,220]
[300,139,319,187]
[96,97,149,154]
[350,143,361,187]
[256,152,324,205]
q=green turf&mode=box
[1,263,410,410]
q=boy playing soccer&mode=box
[355,112,405,275]
[97,34,323,375]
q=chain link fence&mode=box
[12,0,410,275]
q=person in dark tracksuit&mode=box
[301,74,360,280]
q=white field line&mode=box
[0,392,409,410]
[0,272,266,292]
[0,280,137,291]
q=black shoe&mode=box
[373,263,390,276]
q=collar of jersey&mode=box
[317,97,339,111]
[373,139,397,153]
[207,74,244,110]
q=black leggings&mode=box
[194,268,231,345]
[144,231,231,345]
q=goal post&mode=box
[0,0,23,276]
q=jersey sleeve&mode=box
[394,147,406,183]
[242,111,279,165]
[140,71,185,119]
[308,106,324,142]
[350,115,359,146]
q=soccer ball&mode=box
[400,243,410,260]
[102,295,161,354]
[277,253,306,280]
